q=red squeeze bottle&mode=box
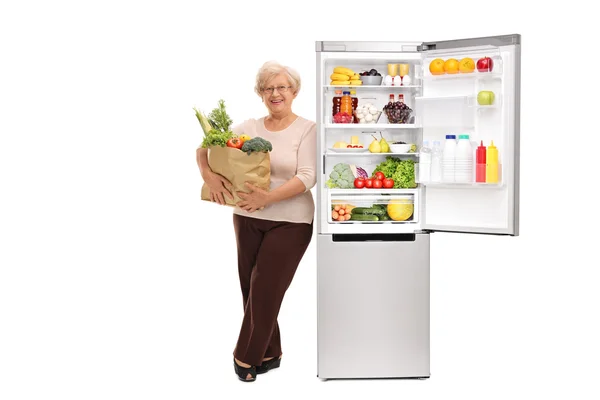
[476,140,486,182]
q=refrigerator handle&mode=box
[323,154,326,174]
[332,233,417,242]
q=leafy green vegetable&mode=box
[201,129,232,148]
[372,157,416,189]
[241,137,273,155]
[197,99,234,148]
[208,99,233,133]
[327,163,355,189]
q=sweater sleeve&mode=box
[295,123,317,192]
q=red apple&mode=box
[477,56,494,72]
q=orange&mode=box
[444,58,459,74]
[429,58,445,75]
[459,57,475,73]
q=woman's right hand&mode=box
[202,170,233,205]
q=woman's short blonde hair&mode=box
[254,61,301,97]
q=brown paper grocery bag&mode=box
[201,146,271,207]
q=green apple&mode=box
[477,91,495,105]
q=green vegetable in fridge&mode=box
[350,214,379,221]
[351,207,386,216]
[327,163,355,189]
[372,157,416,189]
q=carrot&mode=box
[332,211,339,220]
[339,209,345,215]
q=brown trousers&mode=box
[232,214,313,366]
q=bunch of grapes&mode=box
[383,101,413,124]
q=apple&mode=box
[477,56,494,72]
[477,91,495,105]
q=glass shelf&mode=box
[422,71,502,81]
[326,151,418,157]
[324,123,420,129]
[324,85,421,91]
[328,188,419,195]
[423,182,504,189]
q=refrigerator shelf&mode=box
[326,152,418,157]
[422,71,503,81]
[325,123,420,129]
[423,182,504,189]
[324,85,421,90]
[329,188,419,195]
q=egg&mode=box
[369,106,378,115]
[357,112,364,120]
[403,75,412,85]
[364,102,373,109]
[384,75,393,86]
[394,75,401,86]
[365,113,373,122]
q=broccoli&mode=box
[326,163,355,189]
[241,137,273,155]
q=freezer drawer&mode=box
[317,233,430,379]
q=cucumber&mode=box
[351,207,386,216]
[350,214,379,221]
[378,213,391,221]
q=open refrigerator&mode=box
[315,35,521,379]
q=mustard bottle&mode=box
[486,140,499,183]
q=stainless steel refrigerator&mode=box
[316,35,521,379]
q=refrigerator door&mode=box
[317,233,430,379]
[419,34,521,236]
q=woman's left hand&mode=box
[237,182,270,213]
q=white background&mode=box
[1,1,599,399]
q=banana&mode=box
[330,80,351,85]
[351,74,361,80]
[333,67,355,76]
[350,80,363,85]
[330,73,351,81]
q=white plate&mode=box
[329,147,369,153]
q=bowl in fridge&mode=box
[389,143,412,153]
[360,75,383,86]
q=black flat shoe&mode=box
[234,358,256,382]
[256,356,281,374]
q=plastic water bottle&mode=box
[419,140,431,183]
[455,134,473,183]
[430,140,443,182]
[442,134,457,182]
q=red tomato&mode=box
[374,171,385,181]
[382,178,394,188]
[372,179,383,189]
[347,145,353,148]
[365,178,374,188]
[354,178,366,188]
[226,138,243,149]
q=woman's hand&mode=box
[202,170,233,205]
[237,182,270,213]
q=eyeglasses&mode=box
[261,86,292,94]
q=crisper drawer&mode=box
[329,190,419,224]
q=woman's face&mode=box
[261,73,297,116]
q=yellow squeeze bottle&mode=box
[486,140,499,183]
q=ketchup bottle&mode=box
[476,140,486,182]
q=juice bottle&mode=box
[350,90,358,123]
[332,90,342,118]
[341,91,353,116]
[486,140,499,183]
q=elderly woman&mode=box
[196,61,316,382]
